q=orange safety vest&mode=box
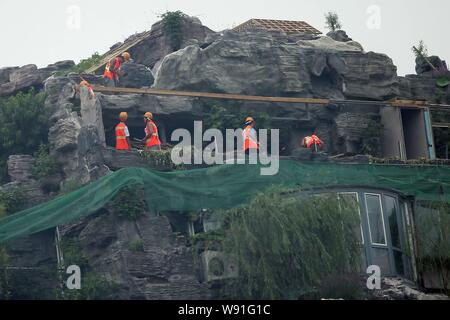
[145,120,161,147]
[242,126,259,152]
[304,135,322,148]
[104,58,122,81]
[115,122,130,150]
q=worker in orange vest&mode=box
[143,112,161,151]
[79,80,95,99]
[302,133,323,152]
[103,52,131,87]
[242,117,260,154]
[115,112,131,151]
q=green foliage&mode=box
[60,238,89,269]
[325,12,342,32]
[61,179,83,194]
[61,273,118,300]
[415,201,450,295]
[160,10,184,51]
[32,144,60,181]
[55,52,103,76]
[196,189,362,300]
[140,148,185,170]
[0,89,49,183]
[0,246,10,299]
[360,119,383,157]
[203,104,271,133]
[111,184,146,220]
[128,238,144,253]
[0,188,25,216]
[412,40,429,59]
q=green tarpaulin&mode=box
[0,160,449,243]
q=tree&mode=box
[0,89,49,182]
[412,40,429,59]
[325,12,342,32]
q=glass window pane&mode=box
[372,248,390,275]
[385,196,401,249]
[339,193,363,244]
[365,194,386,245]
[393,250,405,276]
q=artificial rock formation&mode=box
[154,30,397,101]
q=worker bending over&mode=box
[242,117,260,154]
[143,112,161,151]
[302,133,323,152]
[103,52,132,87]
[115,112,131,151]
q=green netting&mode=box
[0,160,450,243]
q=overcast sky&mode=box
[0,0,449,75]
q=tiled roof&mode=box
[233,19,322,35]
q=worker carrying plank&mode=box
[103,52,132,87]
[115,112,131,151]
[242,116,260,154]
[302,133,323,152]
[143,112,162,151]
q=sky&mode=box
[0,0,449,76]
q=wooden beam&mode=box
[91,85,450,110]
[91,86,331,104]
[433,123,450,128]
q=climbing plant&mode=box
[194,188,363,299]
[160,10,184,51]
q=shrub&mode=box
[325,12,342,32]
[0,188,25,215]
[0,89,49,183]
[32,144,61,181]
[160,11,184,51]
[111,184,146,220]
[60,273,118,300]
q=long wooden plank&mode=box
[432,123,450,128]
[91,85,331,104]
[91,85,450,110]
[85,31,152,74]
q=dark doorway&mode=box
[401,109,429,160]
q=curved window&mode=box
[336,188,413,278]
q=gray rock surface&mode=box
[119,62,154,88]
[154,31,397,101]
[373,277,449,300]
[326,30,352,42]
[0,66,19,85]
[122,14,216,72]
[7,155,35,182]
[60,211,210,300]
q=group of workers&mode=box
[114,112,322,153]
[115,111,161,151]
[78,51,323,153]
[241,117,323,153]
[103,52,132,87]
